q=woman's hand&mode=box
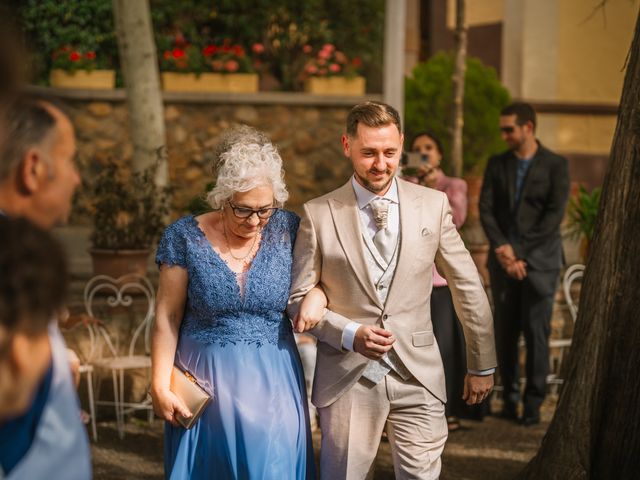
[294,287,327,333]
[150,386,192,427]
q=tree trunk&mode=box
[520,11,640,479]
[450,0,466,177]
[112,0,167,187]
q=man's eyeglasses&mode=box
[227,201,278,219]
[500,126,516,134]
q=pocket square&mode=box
[421,227,431,236]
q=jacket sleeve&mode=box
[287,203,351,352]
[479,156,509,247]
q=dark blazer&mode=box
[479,142,570,272]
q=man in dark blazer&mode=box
[479,102,569,426]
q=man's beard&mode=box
[355,170,394,195]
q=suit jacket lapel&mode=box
[385,180,421,307]
[328,182,384,310]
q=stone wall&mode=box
[34,87,380,221]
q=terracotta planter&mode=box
[49,69,115,90]
[304,76,366,96]
[89,248,150,278]
[162,72,258,93]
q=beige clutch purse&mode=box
[170,366,212,429]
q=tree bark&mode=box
[450,0,466,177]
[112,0,167,186]
[520,11,640,479]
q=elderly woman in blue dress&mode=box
[151,125,325,479]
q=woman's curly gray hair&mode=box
[207,125,288,209]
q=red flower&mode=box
[252,43,265,54]
[352,57,362,67]
[69,51,81,62]
[203,45,217,57]
[318,49,331,60]
[172,48,185,59]
[163,50,171,60]
[174,32,187,47]
[233,45,245,57]
[302,44,313,54]
[85,51,96,60]
[211,60,224,71]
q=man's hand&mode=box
[462,374,494,405]
[506,260,527,280]
[353,325,395,360]
[495,244,517,270]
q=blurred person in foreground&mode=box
[151,125,323,478]
[0,217,68,476]
[0,95,90,479]
[479,102,569,426]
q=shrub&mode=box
[405,52,511,175]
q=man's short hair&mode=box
[0,217,68,352]
[0,95,58,182]
[346,101,402,137]
[501,102,537,130]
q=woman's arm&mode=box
[293,285,327,333]
[150,265,192,426]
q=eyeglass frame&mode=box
[226,201,279,220]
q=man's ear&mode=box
[341,134,351,157]
[18,149,47,193]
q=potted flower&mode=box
[567,185,601,261]
[84,158,171,278]
[160,37,260,93]
[300,43,365,95]
[49,45,115,89]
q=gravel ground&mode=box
[92,396,555,479]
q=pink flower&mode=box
[306,65,318,74]
[211,60,224,71]
[329,63,341,73]
[317,58,327,66]
[321,43,335,53]
[318,49,331,60]
[302,44,313,54]
[252,43,265,54]
[334,51,347,64]
[318,68,327,76]
[225,60,239,72]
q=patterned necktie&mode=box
[370,198,396,263]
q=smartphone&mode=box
[402,152,429,168]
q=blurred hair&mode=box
[346,101,402,137]
[207,125,288,209]
[0,95,59,181]
[410,131,444,158]
[501,102,537,130]
[0,217,68,354]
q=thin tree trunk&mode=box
[450,0,466,177]
[112,0,167,187]
[520,11,640,479]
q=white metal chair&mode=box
[563,263,585,323]
[83,274,155,438]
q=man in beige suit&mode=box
[288,101,496,479]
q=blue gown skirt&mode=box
[164,333,315,479]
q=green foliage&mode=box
[186,183,216,216]
[567,185,601,242]
[85,159,171,250]
[14,0,117,81]
[405,52,511,175]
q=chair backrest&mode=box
[563,264,585,323]
[83,274,155,359]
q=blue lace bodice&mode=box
[155,210,300,346]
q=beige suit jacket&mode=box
[288,179,496,408]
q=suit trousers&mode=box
[489,263,559,416]
[318,371,447,480]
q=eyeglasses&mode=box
[500,126,516,134]
[227,201,278,219]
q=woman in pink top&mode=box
[410,132,479,431]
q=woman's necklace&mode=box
[222,220,260,266]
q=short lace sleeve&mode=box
[282,210,300,246]
[155,217,190,269]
